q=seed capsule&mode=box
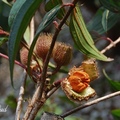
[20,47,29,65]
[61,66,96,102]
[61,78,96,102]
[53,42,72,67]
[35,33,53,61]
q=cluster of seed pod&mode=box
[61,58,99,102]
[20,33,72,67]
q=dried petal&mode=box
[81,58,99,81]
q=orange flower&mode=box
[68,71,90,93]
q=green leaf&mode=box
[8,0,43,87]
[111,109,120,120]
[27,5,61,74]
[45,0,65,20]
[102,10,109,32]
[0,37,8,46]
[8,0,26,27]
[99,0,120,13]
[87,7,120,35]
[103,69,120,91]
[70,6,112,61]
[5,94,17,110]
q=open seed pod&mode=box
[80,58,99,81]
[61,78,96,102]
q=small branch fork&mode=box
[61,91,120,118]
[101,37,120,54]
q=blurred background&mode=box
[0,0,120,120]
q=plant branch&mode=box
[15,70,27,120]
[38,0,78,101]
[0,53,26,69]
[101,37,120,54]
[22,1,79,119]
[61,91,120,118]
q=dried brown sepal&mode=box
[61,78,96,102]
[80,58,99,81]
[53,42,72,67]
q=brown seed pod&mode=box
[20,47,34,65]
[20,47,29,65]
[53,42,72,67]
[35,33,53,60]
[61,78,96,102]
[61,65,96,102]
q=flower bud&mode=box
[35,33,53,60]
[53,42,72,67]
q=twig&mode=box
[22,1,79,120]
[15,70,27,120]
[61,91,120,118]
[0,53,26,69]
[101,37,120,54]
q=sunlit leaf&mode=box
[70,6,112,61]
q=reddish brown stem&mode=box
[0,53,26,69]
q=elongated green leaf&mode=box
[102,10,109,32]
[45,0,65,20]
[8,0,26,27]
[70,6,112,61]
[103,69,120,91]
[27,5,61,74]
[111,109,120,120]
[87,7,120,35]
[0,37,8,46]
[8,0,43,87]
[99,0,120,13]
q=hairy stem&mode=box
[61,91,120,118]
[0,53,26,69]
